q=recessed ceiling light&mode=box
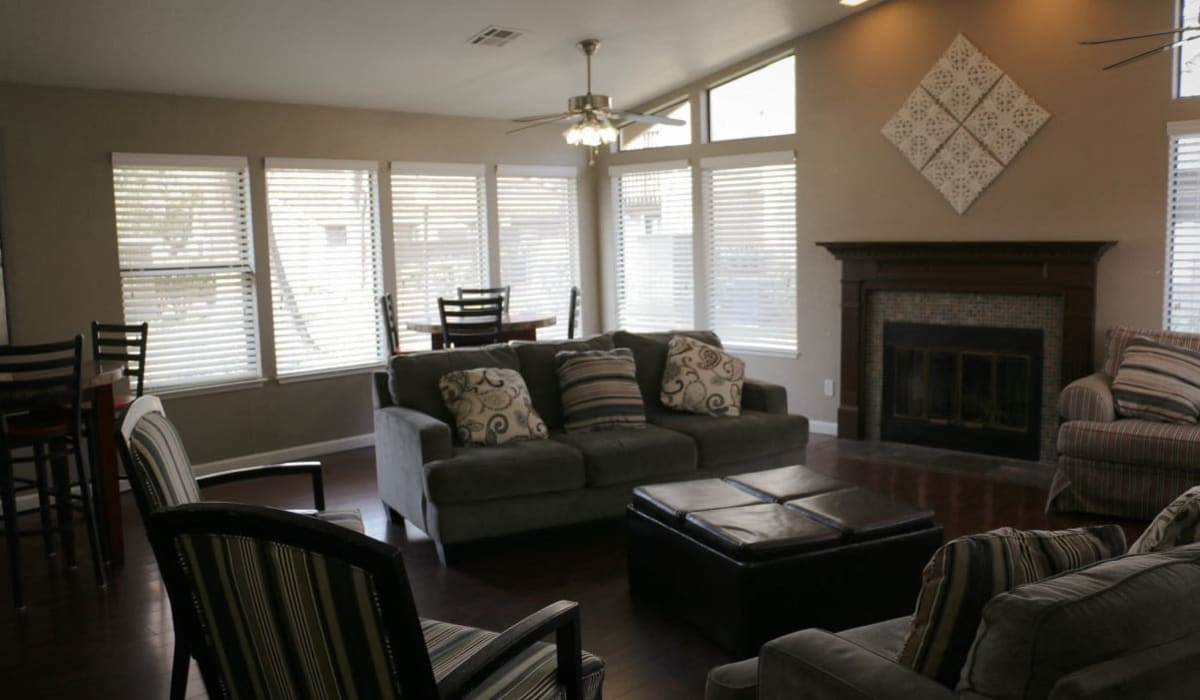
[840,0,870,6]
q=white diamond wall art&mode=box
[881,34,1050,214]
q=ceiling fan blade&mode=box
[611,111,686,126]
[506,115,575,134]
[1080,27,1200,45]
[1103,32,1200,70]
[511,112,574,123]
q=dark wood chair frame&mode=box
[148,503,585,700]
[457,285,511,315]
[381,293,400,356]
[0,336,107,609]
[438,296,504,348]
[90,321,149,400]
[568,286,581,340]
[116,395,329,700]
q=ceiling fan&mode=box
[1081,11,1200,71]
[509,38,685,164]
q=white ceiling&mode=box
[0,0,880,119]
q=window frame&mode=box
[706,52,797,143]
[1165,120,1200,331]
[111,152,264,393]
[1177,0,1200,99]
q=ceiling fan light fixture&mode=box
[563,115,617,147]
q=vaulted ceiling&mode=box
[0,0,881,119]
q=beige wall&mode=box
[0,83,595,462]
[599,0,1200,429]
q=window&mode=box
[708,55,796,142]
[1167,122,1200,331]
[391,163,489,351]
[701,152,797,354]
[620,101,691,151]
[111,154,261,391]
[496,166,580,340]
[612,162,695,330]
[265,159,384,376]
[1180,0,1200,97]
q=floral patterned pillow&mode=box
[660,335,745,417]
[1130,486,1200,554]
[438,368,549,446]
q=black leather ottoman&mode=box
[627,465,943,657]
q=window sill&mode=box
[154,378,269,400]
[275,364,386,385]
[723,345,800,361]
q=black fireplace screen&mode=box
[882,322,1043,460]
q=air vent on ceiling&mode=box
[467,26,523,47]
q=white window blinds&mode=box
[701,152,797,354]
[266,159,384,376]
[497,166,580,340]
[391,163,489,351]
[1168,123,1200,332]
[111,154,261,391]
[612,162,694,331]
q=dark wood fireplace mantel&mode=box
[816,240,1116,441]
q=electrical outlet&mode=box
[823,379,836,397]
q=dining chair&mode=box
[147,502,605,700]
[0,336,106,609]
[438,296,504,348]
[116,394,364,700]
[90,321,148,411]
[380,293,400,356]
[458,285,511,314]
[568,285,581,339]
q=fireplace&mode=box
[881,322,1043,460]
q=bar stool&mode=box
[0,336,107,608]
[90,321,148,413]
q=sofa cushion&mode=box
[898,525,1127,688]
[1111,336,1200,423]
[556,348,646,431]
[1057,418,1200,470]
[513,335,614,430]
[1130,485,1200,554]
[424,440,585,504]
[661,335,745,417]
[957,543,1200,700]
[388,345,519,426]
[551,425,696,487]
[1048,630,1200,700]
[610,330,722,410]
[839,616,913,662]
[1103,326,1200,377]
[647,409,809,470]
[438,368,548,446]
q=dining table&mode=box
[405,312,557,349]
[84,360,127,565]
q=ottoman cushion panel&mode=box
[726,465,850,503]
[684,502,842,560]
[786,489,935,542]
[632,478,760,523]
[551,425,697,487]
[424,440,585,504]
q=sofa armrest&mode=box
[759,629,954,700]
[1058,372,1116,423]
[743,378,788,414]
[374,407,454,527]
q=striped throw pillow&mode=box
[1112,336,1200,423]
[897,525,1126,688]
[555,348,646,431]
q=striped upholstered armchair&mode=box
[148,502,606,699]
[116,395,365,699]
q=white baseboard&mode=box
[809,420,839,436]
[5,433,375,515]
[192,433,375,476]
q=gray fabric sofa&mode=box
[373,330,810,561]
[706,542,1200,700]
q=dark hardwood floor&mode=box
[0,436,1145,699]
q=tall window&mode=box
[612,162,695,330]
[496,166,580,340]
[708,55,796,142]
[112,154,261,391]
[391,163,489,351]
[620,101,691,151]
[265,159,384,376]
[1180,0,1200,97]
[701,152,797,354]
[1167,122,1200,331]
